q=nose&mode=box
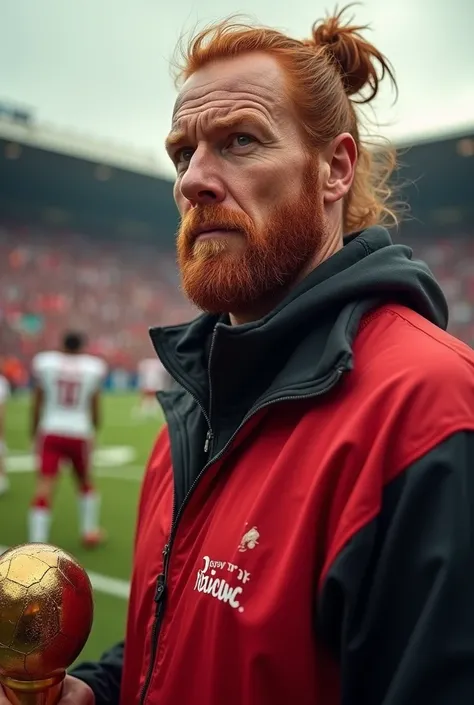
[178,148,226,207]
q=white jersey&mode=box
[137,358,169,392]
[0,375,8,453]
[0,375,9,404]
[32,351,107,439]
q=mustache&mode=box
[180,206,254,243]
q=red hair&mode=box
[174,6,401,233]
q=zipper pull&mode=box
[204,429,213,453]
[162,543,169,560]
[154,573,166,603]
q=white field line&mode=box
[5,444,144,481]
[6,419,157,430]
[5,464,143,481]
[0,544,130,600]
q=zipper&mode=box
[138,544,170,704]
[204,429,213,454]
[139,328,219,705]
[203,325,218,455]
[182,323,218,456]
[138,363,344,704]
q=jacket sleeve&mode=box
[69,641,124,705]
[317,431,474,705]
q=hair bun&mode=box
[307,6,396,103]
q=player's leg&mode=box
[139,390,148,417]
[0,442,9,496]
[144,390,157,417]
[28,435,60,543]
[149,392,158,416]
[71,438,104,548]
[132,389,145,419]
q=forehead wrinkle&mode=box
[181,75,280,103]
[173,97,275,131]
[168,65,290,151]
[171,106,286,156]
[166,104,275,152]
[171,82,287,138]
[173,73,283,119]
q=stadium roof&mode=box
[0,113,473,247]
[397,131,474,234]
[0,112,166,179]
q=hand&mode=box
[0,676,95,704]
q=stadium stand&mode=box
[0,222,194,374]
[412,233,474,346]
[2,223,474,374]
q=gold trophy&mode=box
[0,543,93,705]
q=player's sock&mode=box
[28,497,51,543]
[79,487,101,537]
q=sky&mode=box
[1,0,473,179]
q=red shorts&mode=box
[38,434,91,479]
[141,389,157,398]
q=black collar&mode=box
[150,227,447,416]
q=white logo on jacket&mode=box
[193,529,257,612]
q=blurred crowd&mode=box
[0,222,195,382]
[416,234,474,346]
[1,221,474,386]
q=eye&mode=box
[230,134,256,149]
[175,147,194,166]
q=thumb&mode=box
[0,685,11,705]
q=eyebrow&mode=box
[164,111,273,154]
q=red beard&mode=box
[177,163,326,315]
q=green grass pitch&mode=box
[1,392,164,665]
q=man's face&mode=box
[166,53,327,316]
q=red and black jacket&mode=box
[72,227,474,705]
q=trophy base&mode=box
[0,672,65,705]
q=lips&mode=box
[192,227,241,243]
[194,226,235,237]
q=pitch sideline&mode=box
[5,465,144,481]
[5,445,144,481]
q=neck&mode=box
[229,228,343,326]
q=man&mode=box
[28,331,107,547]
[2,8,474,705]
[134,357,170,418]
[0,372,9,496]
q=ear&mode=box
[320,133,357,205]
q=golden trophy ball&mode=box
[0,543,94,705]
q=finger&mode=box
[60,677,94,704]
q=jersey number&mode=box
[57,379,81,407]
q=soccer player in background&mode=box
[134,357,170,418]
[0,372,10,496]
[29,331,107,547]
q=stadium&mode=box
[1,99,474,666]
